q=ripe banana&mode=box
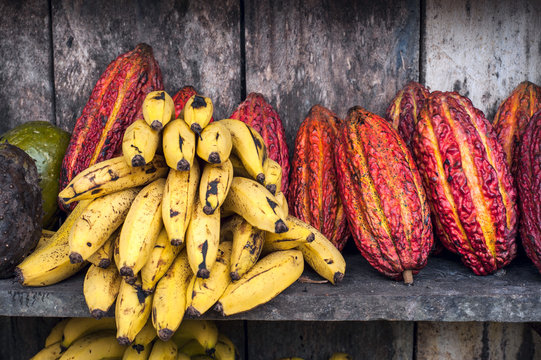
[177,353,191,360]
[87,229,117,269]
[15,200,91,286]
[329,352,353,360]
[162,160,200,246]
[263,215,316,253]
[183,95,213,135]
[116,275,154,345]
[45,318,70,347]
[222,177,288,234]
[148,339,178,360]
[29,341,62,360]
[123,119,161,167]
[215,250,304,316]
[58,155,168,206]
[35,229,56,251]
[263,158,282,195]
[152,250,193,341]
[219,119,268,184]
[178,339,207,356]
[199,159,233,215]
[297,228,346,285]
[275,191,288,217]
[221,215,264,281]
[229,153,251,178]
[61,317,116,348]
[196,121,232,164]
[69,187,140,263]
[186,241,232,316]
[83,264,121,319]
[185,196,220,278]
[215,333,239,360]
[58,331,125,360]
[118,178,165,278]
[143,90,175,131]
[123,341,154,360]
[162,118,196,171]
[132,316,157,348]
[170,320,218,353]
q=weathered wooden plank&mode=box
[246,321,413,360]
[0,316,60,360]
[216,320,246,359]
[0,0,54,133]
[52,0,241,132]
[244,0,420,154]
[423,0,541,120]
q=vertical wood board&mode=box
[0,316,60,360]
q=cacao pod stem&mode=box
[403,270,413,285]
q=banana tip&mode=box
[119,266,135,278]
[256,173,265,184]
[306,233,315,242]
[98,259,111,269]
[197,268,210,279]
[333,272,344,285]
[69,252,84,264]
[202,205,215,215]
[150,120,163,131]
[131,155,146,167]
[170,239,184,247]
[191,123,202,135]
[230,271,240,281]
[274,219,289,233]
[90,309,106,319]
[14,267,23,284]
[158,328,174,341]
[117,336,131,346]
[208,152,221,164]
[213,302,225,316]
[186,306,201,317]
[266,184,277,195]
[177,159,190,171]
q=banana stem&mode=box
[403,270,413,285]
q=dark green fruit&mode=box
[1,121,70,227]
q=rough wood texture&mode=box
[244,0,420,155]
[0,0,54,133]
[216,320,246,359]
[52,0,241,132]
[423,0,541,120]
[246,321,413,360]
[0,316,59,360]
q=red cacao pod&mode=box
[229,93,290,195]
[493,81,541,171]
[517,109,541,273]
[413,91,517,275]
[172,86,197,119]
[288,105,349,251]
[335,107,433,281]
[385,81,430,149]
[59,44,163,211]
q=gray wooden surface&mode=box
[0,316,59,360]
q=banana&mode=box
[35,229,56,250]
[122,341,154,360]
[118,178,165,278]
[45,318,70,347]
[275,191,288,217]
[297,227,346,285]
[83,264,121,319]
[148,339,178,360]
[143,90,175,131]
[123,119,161,167]
[329,353,353,360]
[222,177,288,234]
[191,356,214,360]
[215,250,304,316]
[185,195,220,278]
[176,353,190,360]
[162,160,200,246]
[262,215,316,253]
[263,158,282,195]
[170,320,218,353]
[141,228,183,294]
[30,341,63,360]
[69,187,140,263]
[152,250,192,341]
[87,229,118,269]
[218,119,268,184]
[196,121,232,164]
[228,153,251,179]
[221,215,263,281]
[116,275,154,345]
[162,118,196,171]
[15,200,91,286]
[178,339,207,357]
[132,316,158,348]
[58,155,168,206]
[186,241,232,316]
[61,317,116,348]
[214,333,238,360]
[199,160,233,215]
[183,95,213,135]
[59,331,125,360]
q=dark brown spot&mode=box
[153,92,165,100]
[208,152,220,163]
[275,219,288,233]
[132,344,145,354]
[150,120,163,131]
[120,266,134,278]
[177,159,190,171]
[192,95,207,108]
[266,184,277,195]
[90,309,106,319]
[131,154,146,167]
[86,242,92,247]
[191,123,202,135]
[324,258,334,265]
[256,173,265,184]
[170,209,179,217]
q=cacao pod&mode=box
[59,43,163,211]
[288,104,349,251]
[335,107,433,281]
[385,81,430,149]
[172,85,197,119]
[229,93,290,195]
[413,91,517,275]
[517,109,541,273]
[493,81,541,171]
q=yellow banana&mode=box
[148,339,178,360]
[222,177,288,234]
[275,191,288,217]
[221,215,263,281]
[69,187,140,263]
[141,228,183,294]
[132,316,158,348]
[183,95,213,136]
[15,200,91,286]
[186,241,232,316]
[199,160,233,215]
[83,264,121,319]
[214,333,239,360]
[29,341,63,360]
[215,250,304,316]
[87,229,118,269]
[143,90,175,131]
[123,119,161,167]
[170,320,218,353]
[228,153,251,178]
[329,353,353,360]
[196,121,232,164]
[35,229,56,251]
[116,275,154,345]
[61,317,116,348]
[263,158,282,195]
[58,155,168,206]
[185,196,220,278]
[162,160,200,246]
[162,118,196,171]
[191,356,214,360]
[59,331,125,360]
[176,353,190,360]
[297,228,346,285]
[178,339,207,357]
[263,215,316,253]
[122,341,154,360]
[118,178,165,278]
[152,250,192,341]
[45,318,70,347]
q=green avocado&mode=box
[0,121,71,227]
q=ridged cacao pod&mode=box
[288,105,349,251]
[172,86,197,119]
[59,43,163,211]
[413,91,517,275]
[493,81,541,171]
[517,109,541,273]
[335,107,433,281]
[229,93,290,195]
[385,81,430,149]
